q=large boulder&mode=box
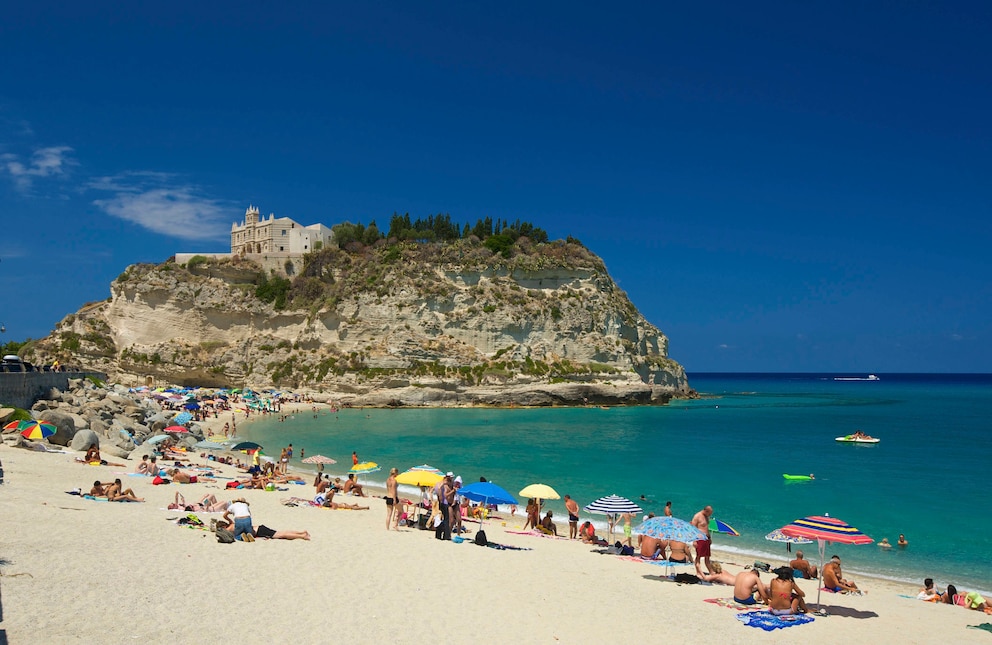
[102,444,131,459]
[38,409,77,446]
[70,428,101,452]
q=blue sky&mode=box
[2,2,990,372]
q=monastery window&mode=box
[281,229,287,235]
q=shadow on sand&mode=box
[814,605,879,619]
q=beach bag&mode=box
[753,561,771,572]
[620,545,635,556]
[474,530,488,546]
[216,528,235,543]
[674,573,701,584]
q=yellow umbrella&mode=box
[519,483,560,531]
[396,470,443,487]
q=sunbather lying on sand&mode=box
[320,490,369,510]
[77,444,124,467]
[167,468,214,484]
[169,492,228,512]
[696,561,735,585]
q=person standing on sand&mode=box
[385,468,400,530]
[692,505,714,573]
[621,512,633,547]
[564,495,580,539]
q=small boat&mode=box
[835,434,880,444]
[782,474,814,481]
[867,374,880,381]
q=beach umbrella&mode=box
[164,425,188,434]
[18,420,57,440]
[709,518,740,536]
[764,528,813,554]
[519,483,560,530]
[146,434,171,445]
[3,420,34,432]
[633,516,707,575]
[350,461,381,488]
[409,464,443,474]
[184,401,200,410]
[634,516,707,542]
[302,454,337,473]
[780,515,873,613]
[396,469,443,487]
[194,440,226,450]
[172,411,193,425]
[232,441,263,451]
[459,481,517,530]
[584,495,643,542]
[301,454,337,465]
[350,461,381,475]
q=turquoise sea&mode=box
[239,373,992,594]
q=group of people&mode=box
[918,578,990,612]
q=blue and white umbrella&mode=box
[584,495,644,542]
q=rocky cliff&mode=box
[25,237,691,405]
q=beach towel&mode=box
[820,587,865,596]
[967,623,992,634]
[505,529,566,540]
[735,611,814,630]
[704,598,766,611]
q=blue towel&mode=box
[736,611,814,631]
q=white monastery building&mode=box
[231,205,334,256]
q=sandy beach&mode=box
[2,409,990,644]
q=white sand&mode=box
[2,438,989,644]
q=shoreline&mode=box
[2,444,990,643]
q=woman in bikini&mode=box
[768,567,807,615]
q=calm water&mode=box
[239,373,992,593]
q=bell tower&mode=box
[245,204,260,225]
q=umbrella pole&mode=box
[816,538,826,614]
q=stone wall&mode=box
[0,371,108,410]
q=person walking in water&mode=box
[352,451,359,466]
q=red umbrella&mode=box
[164,425,189,433]
[780,515,873,613]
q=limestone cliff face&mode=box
[27,239,691,405]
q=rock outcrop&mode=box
[1,378,205,456]
[24,237,692,405]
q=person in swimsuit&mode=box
[768,567,807,614]
[789,550,818,579]
[620,512,633,547]
[564,495,580,540]
[696,561,735,585]
[640,535,663,559]
[691,504,714,573]
[822,555,860,593]
[385,467,400,530]
[733,568,769,605]
[668,540,689,563]
[105,478,144,502]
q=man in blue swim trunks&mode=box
[733,568,769,605]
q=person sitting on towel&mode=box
[768,567,807,615]
[538,511,558,536]
[789,550,818,579]
[733,568,769,605]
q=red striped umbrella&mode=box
[780,515,872,545]
[780,515,872,613]
[164,425,189,433]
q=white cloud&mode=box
[91,173,231,241]
[1,145,75,190]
